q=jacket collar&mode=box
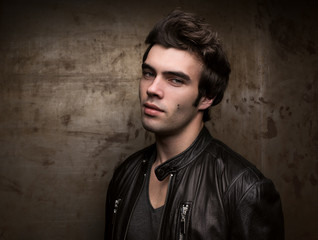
[143,126,213,181]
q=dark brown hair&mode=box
[143,10,231,122]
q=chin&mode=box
[141,119,162,133]
[141,121,176,137]
[141,120,157,133]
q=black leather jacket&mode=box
[105,127,284,240]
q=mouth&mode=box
[143,102,164,116]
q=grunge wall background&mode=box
[0,0,317,239]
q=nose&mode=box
[146,76,164,99]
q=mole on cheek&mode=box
[177,104,180,110]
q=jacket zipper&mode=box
[179,203,190,240]
[156,173,174,240]
[123,172,147,240]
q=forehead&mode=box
[145,45,203,80]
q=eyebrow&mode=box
[142,63,191,82]
[142,63,155,72]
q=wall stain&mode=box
[62,59,76,71]
[233,104,247,114]
[262,117,277,139]
[255,0,270,30]
[292,175,303,199]
[251,132,257,140]
[72,13,81,25]
[268,14,317,56]
[249,96,260,105]
[135,129,139,138]
[112,51,126,65]
[259,97,275,109]
[42,159,55,167]
[91,132,130,158]
[0,227,9,239]
[302,90,316,103]
[248,104,254,110]
[304,79,316,104]
[101,170,108,177]
[127,113,135,129]
[104,132,130,143]
[144,130,154,143]
[306,40,316,55]
[269,17,297,54]
[91,142,109,158]
[0,176,23,195]
[61,114,71,126]
[101,81,121,95]
[25,146,56,167]
[279,106,292,119]
[288,152,304,169]
[309,174,317,186]
[282,174,305,199]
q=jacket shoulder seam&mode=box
[204,140,264,200]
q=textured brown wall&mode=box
[0,0,317,239]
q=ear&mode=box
[198,97,214,110]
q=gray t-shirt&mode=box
[127,163,164,240]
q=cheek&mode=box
[175,102,194,112]
[139,82,147,97]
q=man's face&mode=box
[139,44,207,136]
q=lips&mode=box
[143,102,164,116]
[144,103,163,111]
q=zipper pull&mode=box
[112,199,122,224]
[180,204,189,237]
[114,199,121,213]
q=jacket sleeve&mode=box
[231,179,285,240]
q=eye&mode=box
[169,78,184,86]
[142,70,155,80]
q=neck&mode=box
[154,120,204,165]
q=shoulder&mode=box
[202,140,285,238]
[202,137,274,196]
[205,138,263,176]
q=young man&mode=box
[105,10,284,240]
